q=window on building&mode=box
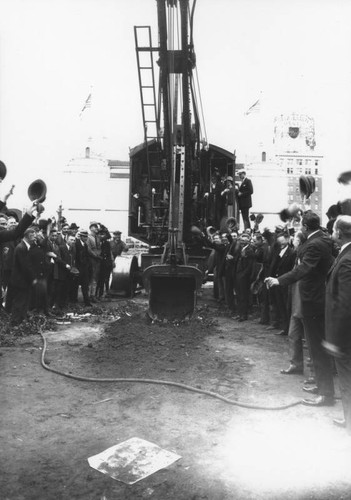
[297,167,303,174]
[305,159,311,165]
[287,167,294,174]
[262,152,266,162]
[315,168,319,175]
[315,160,319,166]
[297,159,303,165]
[287,158,293,165]
[305,168,311,174]
[315,186,319,192]
[289,195,294,201]
[315,204,318,210]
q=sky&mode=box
[0,0,351,216]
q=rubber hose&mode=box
[39,331,303,411]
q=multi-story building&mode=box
[274,113,323,218]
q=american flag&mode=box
[244,99,260,116]
[79,93,92,116]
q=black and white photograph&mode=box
[1,1,351,499]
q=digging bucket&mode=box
[143,264,203,320]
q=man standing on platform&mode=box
[236,169,253,230]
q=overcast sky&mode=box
[0,0,351,214]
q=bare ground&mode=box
[1,287,351,500]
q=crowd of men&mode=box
[206,206,351,436]
[0,176,350,437]
[0,190,128,326]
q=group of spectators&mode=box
[207,208,351,436]
[0,190,128,326]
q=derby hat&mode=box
[299,175,315,199]
[0,161,7,181]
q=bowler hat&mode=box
[337,171,351,185]
[78,229,88,237]
[113,230,122,235]
[299,175,315,199]
[0,161,7,180]
[89,221,99,228]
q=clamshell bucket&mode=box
[143,264,203,320]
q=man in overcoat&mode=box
[324,215,351,433]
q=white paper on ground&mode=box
[87,437,181,484]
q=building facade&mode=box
[274,113,323,218]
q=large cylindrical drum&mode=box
[109,254,139,297]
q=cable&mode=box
[39,330,302,411]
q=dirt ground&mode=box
[1,285,351,500]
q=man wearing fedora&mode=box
[87,221,102,302]
[75,229,92,306]
[236,169,253,230]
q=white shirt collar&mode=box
[340,241,351,253]
[307,230,320,239]
[23,239,31,250]
[279,245,289,258]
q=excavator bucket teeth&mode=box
[143,264,203,321]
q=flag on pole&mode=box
[244,99,260,116]
[79,93,92,117]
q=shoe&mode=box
[304,377,316,385]
[302,395,335,407]
[275,330,288,336]
[265,325,277,331]
[280,364,303,375]
[302,385,318,394]
[333,418,346,428]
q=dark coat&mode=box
[11,240,35,289]
[0,213,34,244]
[278,230,334,317]
[325,243,351,352]
[269,245,296,278]
[56,244,76,281]
[75,239,91,275]
[237,177,253,209]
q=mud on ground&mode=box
[1,288,351,500]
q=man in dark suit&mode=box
[236,169,253,230]
[268,231,296,335]
[10,227,37,325]
[266,211,335,406]
[75,229,92,306]
[323,215,351,433]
